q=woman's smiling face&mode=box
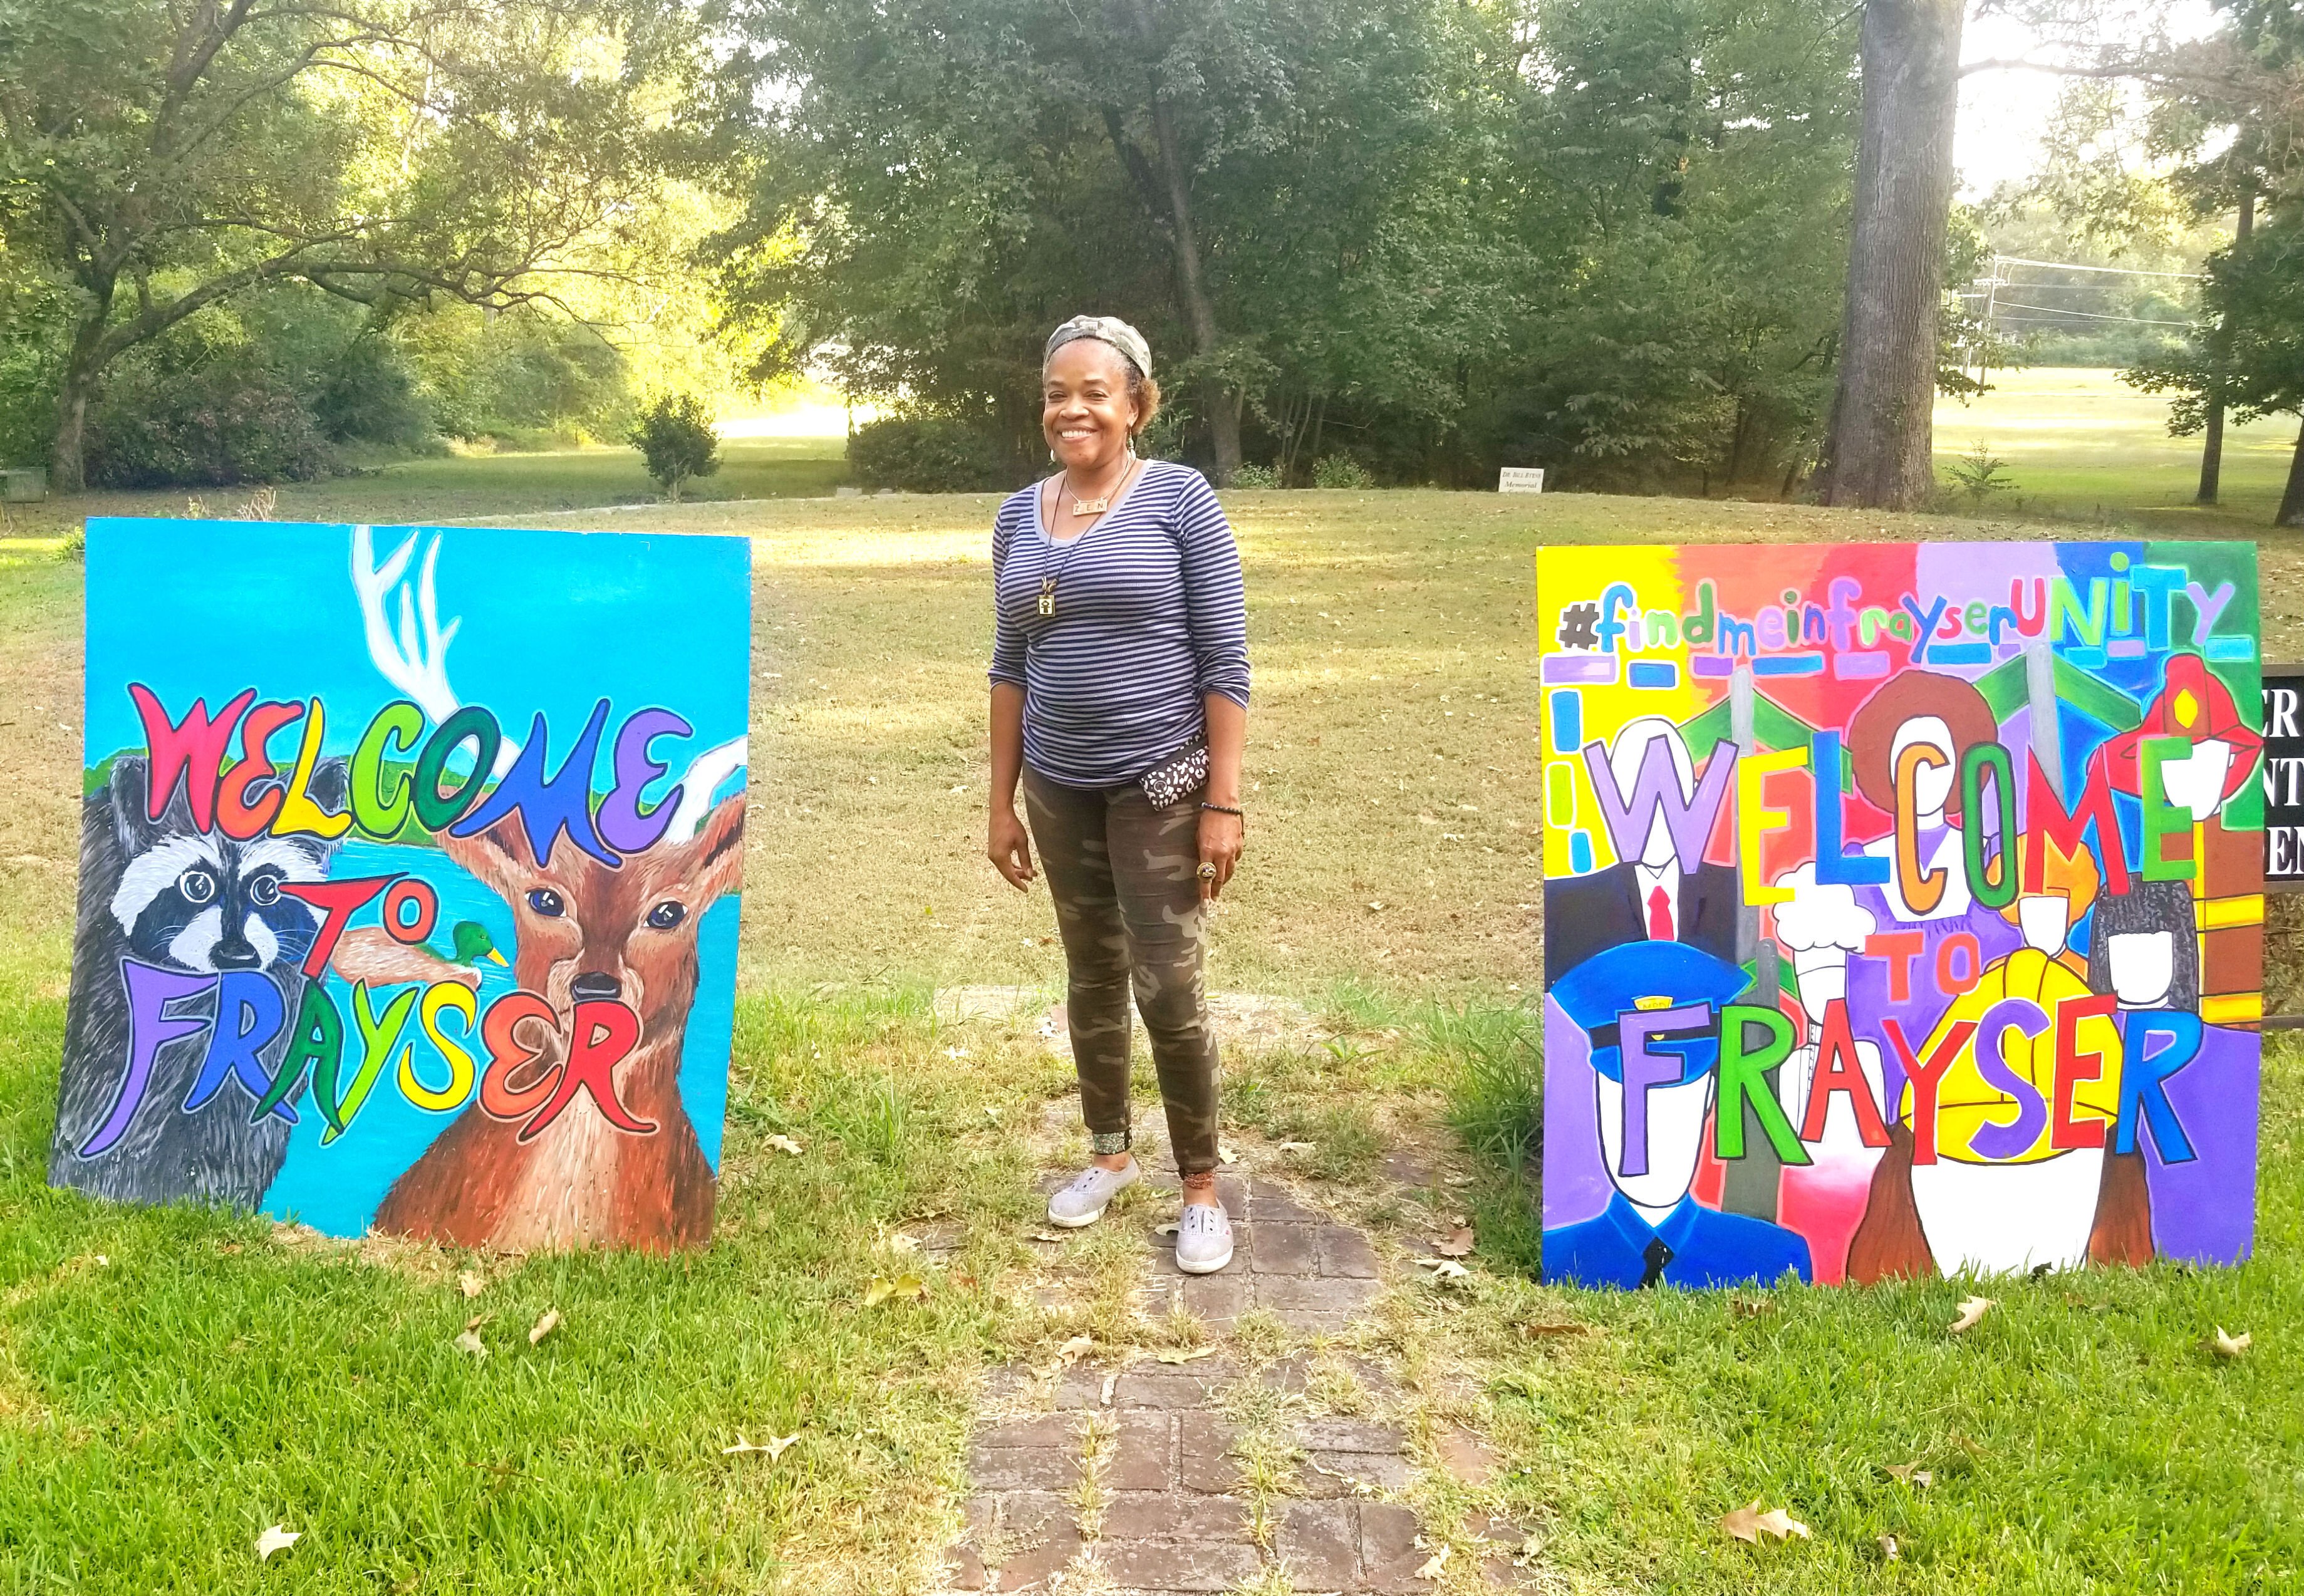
[1042,339,1139,472]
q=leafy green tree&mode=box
[1478,0,1859,492]
[0,0,702,490]
[629,390,719,499]
[2130,217,2304,524]
[711,0,1509,485]
[2128,0,2304,522]
[710,0,1860,493]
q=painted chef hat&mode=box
[1549,940,1750,1084]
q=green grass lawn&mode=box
[1,468,2301,1591]
[1933,365,2298,534]
[0,436,847,541]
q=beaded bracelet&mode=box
[1200,801,1244,817]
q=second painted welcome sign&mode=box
[1538,541,2261,1290]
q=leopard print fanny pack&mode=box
[1138,739,1209,808]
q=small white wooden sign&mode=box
[1498,467,1545,494]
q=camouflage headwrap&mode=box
[1044,314,1153,380]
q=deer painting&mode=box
[348,526,749,1251]
[371,794,745,1250]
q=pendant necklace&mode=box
[1038,457,1138,619]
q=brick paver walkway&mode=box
[943,1164,1532,1593]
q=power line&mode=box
[1988,299,2194,326]
[1992,254,2206,281]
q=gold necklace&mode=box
[1038,460,1138,618]
[1064,458,1136,516]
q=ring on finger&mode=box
[1197,862,1218,881]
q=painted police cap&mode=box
[1549,940,1749,1083]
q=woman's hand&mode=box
[1198,807,1243,901]
[989,805,1036,891]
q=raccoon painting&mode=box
[50,752,350,1208]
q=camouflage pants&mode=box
[1024,765,1221,1176]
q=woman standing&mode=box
[986,315,1250,1275]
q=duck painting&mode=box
[329,920,508,991]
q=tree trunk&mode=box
[2198,188,2254,505]
[1141,88,1241,485]
[50,380,91,495]
[1817,0,1964,510]
[49,277,123,494]
[49,337,112,495]
[2278,418,2304,528]
[2197,396,2226,505]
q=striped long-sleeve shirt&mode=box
[990,459,1250,788]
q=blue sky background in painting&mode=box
[85,519,750,765]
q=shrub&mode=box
[629,392,722,500]
[1228,462,1279,488]
[400,303,631,443]
[1942,440,2016,506]
[312,335,432,449]
[847,414,1010,492]
[1310,453,1374,489]
[85,356,335,487]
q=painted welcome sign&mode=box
[1538,541,2261,1290]
[50,519,750,1251]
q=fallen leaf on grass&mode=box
[724,1432,802,1459]
[1414,1258,1471,1282]
[1217,1144,1238,1165]
[1414,1544,1451,1578]
[765,1134,806,1156]
[1730,1297,1773,1319]
[1277,1141,1317,1154]
[256,1525,300,1562]
[528,1308,562,1347]
[1048,1334,1096,1374]
[2213,1326,2253,1359]
[1155,1347,1217,1365]
[1949,1295,1994,1334]
[863,1273,927,1307]
[459,1271,485,1299]
[1882,1463,1933,1488]
[1431,1227,1475,1258]
[1029,1231,1067,1243]
[1877,1533,1901,1562]
[1717,1500,1811,1544]
[453,1329,487,1359]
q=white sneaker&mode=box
[1047,1159,1139,1228]
[1176,1201,1235,1274]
